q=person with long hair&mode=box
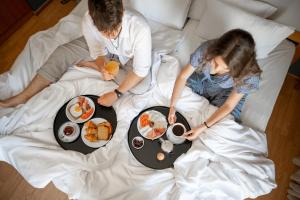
[168,29,262,140]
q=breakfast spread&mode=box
[69,96,94,120]
[84,120,112,142]
[80,117,114,148]
[137,110,168,140]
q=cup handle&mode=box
[159,138,165,143]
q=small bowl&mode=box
[58,122,80,143]
[132,136,144,149]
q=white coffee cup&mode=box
[166,123,186,144]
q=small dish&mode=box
[58,122,80,143]
[132,136,144,149]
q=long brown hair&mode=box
[205,29,262,85]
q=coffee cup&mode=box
[166,123,186,144]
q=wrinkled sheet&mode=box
[0,1,276,199]
[0,56,276,199]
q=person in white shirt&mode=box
[0,0,152,108]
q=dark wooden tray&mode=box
[128,106,192,169]
[53,95,117,154]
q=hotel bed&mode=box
[0,0,297,199]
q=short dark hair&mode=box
[88,0,123,33]
[205,29,262,85]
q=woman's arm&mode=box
[184,90,244,140]
[168,64,195,124]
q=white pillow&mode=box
[188,0,277,20]
[147,19,183,54]
[195,0,294,59]
[125,0,192,29]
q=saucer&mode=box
[166,126,186,144]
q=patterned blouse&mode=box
[189,40,260,95]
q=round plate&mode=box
[58,122,80,143]
[65,96,95,124]
[81,118,112,148]
[128,106,192,170]
[137,110,168,140]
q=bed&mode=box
[0,0,297,199]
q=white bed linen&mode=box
[0,60,276,200]
[0,1,276,199]
[171,19,295,132]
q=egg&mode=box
[156,152,165,161]
[69,103,82,118]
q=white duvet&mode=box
[0,3,276,200]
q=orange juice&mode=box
[105,60,120,75]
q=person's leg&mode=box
[0,37,90,108]
[0,74,51,108]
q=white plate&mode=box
[137,110,168,140]
[81,118,112,148]
[65,96,95,124]
[58,122,80,143]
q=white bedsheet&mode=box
[172,19,295,132]
[0,59,275,200]
[0,1,276,199]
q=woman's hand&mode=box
[97,91,118,107]
[168,106,177,124]
[183,124,207,141]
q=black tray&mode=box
[128,106,192,170]
[53,95,117,154]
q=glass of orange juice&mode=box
[105,60,120,76]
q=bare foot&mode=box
[0,100,12,108]
[0,95,28,108]
[0,74,51,109]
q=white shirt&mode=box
[81,10,152,77]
